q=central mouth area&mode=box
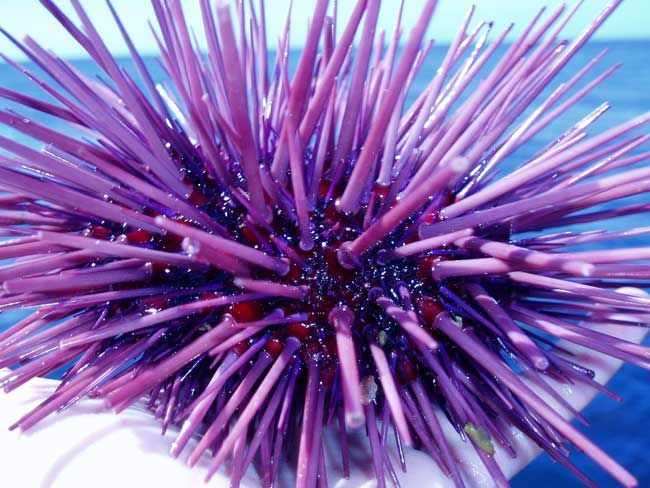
[241,200,435,367]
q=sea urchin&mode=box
[0,0,649,487]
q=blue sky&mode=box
[0,0,648,60]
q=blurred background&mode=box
[0,1,648,486]
[0,0,649,58]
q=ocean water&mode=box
[0,40,649,487]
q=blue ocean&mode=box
[0,40,649,487]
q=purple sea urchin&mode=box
[0,0,649,487]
